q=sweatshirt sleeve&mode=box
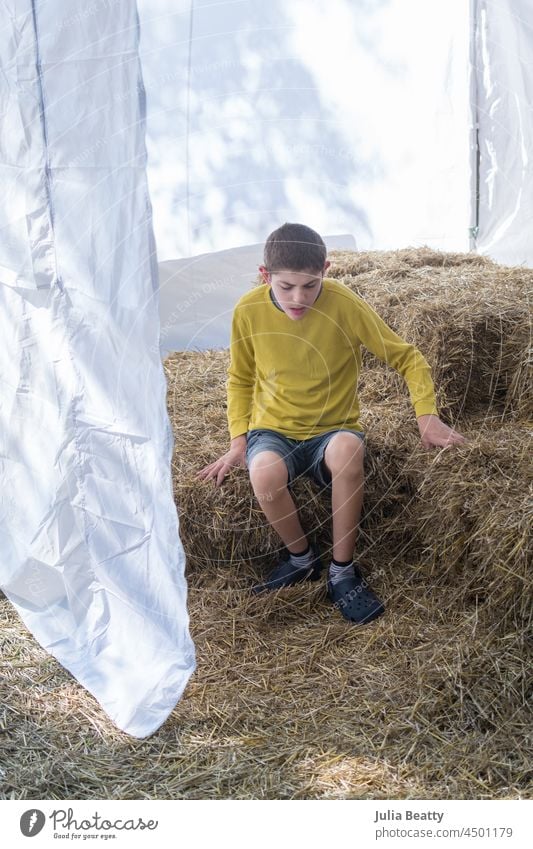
[353,294,438,417]
[227,306,256,438]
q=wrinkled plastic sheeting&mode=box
[474,0,533,266]
[0,0,195,737]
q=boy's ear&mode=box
[258,265,271,284]
[324,260,330,271]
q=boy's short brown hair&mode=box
[264,223,327,272]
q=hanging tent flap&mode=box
[474,0,533,266]
[0,0,195,737]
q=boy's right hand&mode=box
[195,436,247,487]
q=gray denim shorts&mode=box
[245,428,365,489]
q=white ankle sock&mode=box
[329,561,354,585]
[288,545,314,570]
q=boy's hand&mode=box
[417,414,467,450]
[196,437,247,487]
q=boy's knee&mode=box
[324,433,365,477]
[249,451,289,494]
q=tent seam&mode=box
[30,0,91,550]
[29,0,62,291]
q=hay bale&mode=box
[328,246,494,275]
[411,423,532,631]
[326,248,532,420]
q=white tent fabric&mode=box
[474,0,533,267]
[139,0,472,261]
[0,1,195,737]
[140,0,533,270]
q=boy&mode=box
[197,224,466,624]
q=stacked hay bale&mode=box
[167,248,531,633]
[327,248,530,420]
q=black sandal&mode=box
[252,548,323,593]
[327,564,385,624]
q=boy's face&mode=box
[259,262,330,320]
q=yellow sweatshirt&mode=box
[227,278,437,439]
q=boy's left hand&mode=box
[417,414,467,449]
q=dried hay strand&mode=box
[1,247,531,800]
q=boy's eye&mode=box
[280,283,317,290]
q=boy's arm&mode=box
[226,309,255,441]
[416,413,466,449]
[196,308,255,485]
[354,296,466,448]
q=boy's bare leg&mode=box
[322,433,365,562]
[248,451,308,552]
[322,433,384,622]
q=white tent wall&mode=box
[139,0,472,262]
[474,0,533,267]
[0,1,195,737]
